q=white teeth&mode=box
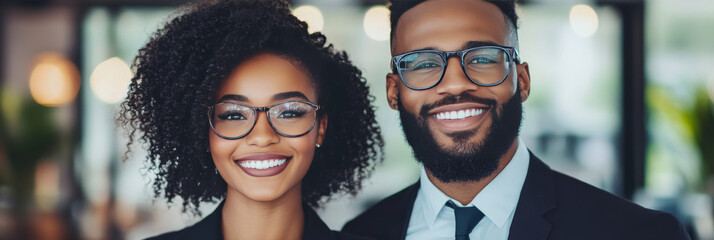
[433,108,485,120]
[239,159,287,169]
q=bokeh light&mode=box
[28,53,80,107]
[35,161,61,211]
[293,5,324,33]
[569,4,599,37]
[363,5,390,41]
[89,57,132,104]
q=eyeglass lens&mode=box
[398,47,510,89]
[210,101,317,138]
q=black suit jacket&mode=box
[146,201,371,240]
[342,153,691,240]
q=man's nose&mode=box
[433,57,479,95]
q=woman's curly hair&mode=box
[118,0,384,214]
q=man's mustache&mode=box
[419,92,497,117]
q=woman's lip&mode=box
[427,102,490,115]
[235,153,291,161]
[234,156,292,177]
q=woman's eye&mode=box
[278,110,306,118]
[218,112,246,120]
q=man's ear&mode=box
[516,62,531,102]
[316,113,328,146]
[386,73,401,110]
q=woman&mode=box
[118,0,383,239]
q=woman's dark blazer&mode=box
[145,201,371,240]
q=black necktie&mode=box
[446,200,484,240]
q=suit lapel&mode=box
[508,153,556,240]
[390,182,420,240]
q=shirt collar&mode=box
[418,166,452,228]
[418,139,530,228]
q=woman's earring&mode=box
[215,168,219,175]
[316,143,321,148]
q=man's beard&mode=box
[397,89,523,183]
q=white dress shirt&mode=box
[406,140,530,240]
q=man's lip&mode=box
[234,153,291,162]
[427,103,490,115]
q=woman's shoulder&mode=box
[144,227,373,240]
[332,231,375,240]
[143,229,184,240]
[143,217,222,240]
[143,205,223,240]
[144,202,374,240]
[303,203,374,240]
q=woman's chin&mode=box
[245,190,285,202]
[226,181,300,204]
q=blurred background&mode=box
[1,0,712,239]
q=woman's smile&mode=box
[234,153,293,177]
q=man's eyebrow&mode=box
[464,41,500,49]
[408,47,437,52]
[217,94,248,102]
[272,91,309,101]
[400,41,502,53]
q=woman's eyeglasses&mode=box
[208,100,320,139]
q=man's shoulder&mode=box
[550,169,655,216]
[526,154,674,219]
[342,182,419,237]
[545,169,689,239]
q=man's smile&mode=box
[426,102,491,132]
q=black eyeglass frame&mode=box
[391,45,521,90]
[208,100,321,140]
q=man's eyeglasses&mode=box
[392,45,520,90]
[208,100,320,139]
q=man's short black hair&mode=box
[388,0,519,47]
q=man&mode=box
[342,0,691,239]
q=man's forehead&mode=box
[392,0,509,54]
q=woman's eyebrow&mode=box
[217,91,308,103]
[217,94,248,102]
[272,91,309,101]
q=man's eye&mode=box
[469,56,498,64]
[411,61,442,70]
